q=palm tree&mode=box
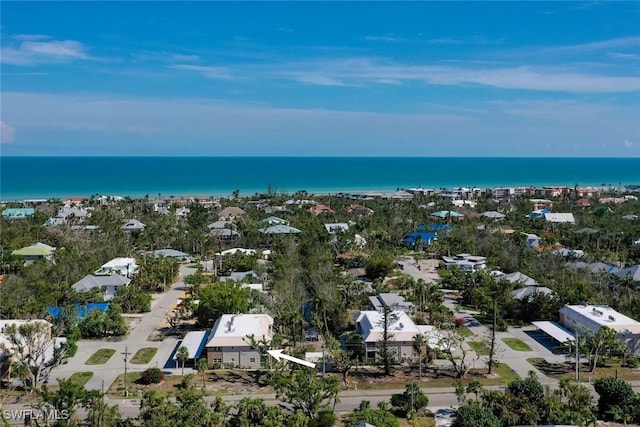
[412,334,427,381]
[176,346,189,375]
[196,358,208,390]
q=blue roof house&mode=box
[403,231,438,250]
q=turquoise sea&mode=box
[1,157,640,201]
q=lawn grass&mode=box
[85,348,116,365]
[501,338,532,352]
[468,341,490,356]
[355,362,519,390]
[130,347,158,364]
[68,371,93,387]
[527,357,640,382]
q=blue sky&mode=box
[1,1,639,157]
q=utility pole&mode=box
[574,333,580,382]
[122,346,132,397]
[322,343,326,378]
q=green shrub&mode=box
[624,357,640,368]
[138,367,164,385]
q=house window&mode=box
[213,359,221,363]
[250,358,256,363]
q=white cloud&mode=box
[1,37,89,66]
[364,35,404,42]
[13,34,51,41]
[2,92,638,156]
[172,54,200,62]
[624,140,635,148]
[169,64,235,80]
[271,58,640,93]
[0,121,16,143]
[608,52,639,60]
[291,75,351,87]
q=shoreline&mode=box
[2,182,638,204]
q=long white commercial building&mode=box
[559,304,640,355]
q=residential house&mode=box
[122,219,146,233]
[208,220,234,230]
[402,231,437,250]
[404,188,435,197]
[511,286,554,301]
[495,271,539,287]
[205,314,274,369]
[431,210,464,220]
[539,186,571,198]
[219,270,261,283]
[522,233,541,249]
[479,211,506,221]
[347,204,374,217]
[530,199,553,211]
[368,293,414,313]
[210,228,240,242]
[576,198,592,208]
[615,265,640,288]
[306,204,335,215]
[384,190,413,200]
[72,274,131,300]
[147,249,190,261]
[216,248,256,257]
[559,304,640,355]
[43,206,91,227]
[262,216,288,226]
[569,261,619,274]
[354,310,441,363]
[544,213,576,224]
[63,196,87,205]
[324,223,350,234]
[176,207,190,219]
[12,242,56,262]
[218,207,246,221]
[2,208,35,220]
[258,224,301,234]
[442,254,487,271]
[95,258,139,278]
[152,202,171,215]
[0,320,65,374]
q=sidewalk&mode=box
[49,263,196,392]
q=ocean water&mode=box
[1,157,639,201]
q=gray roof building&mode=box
[72,274,131,300]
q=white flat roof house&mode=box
[205,314,273,369]
[442,254,487,271]
[354,310,443,363]
[559,304,640,355]
[95,257,139,278]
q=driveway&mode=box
[50,263,197,392]
[397,255,558,386]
